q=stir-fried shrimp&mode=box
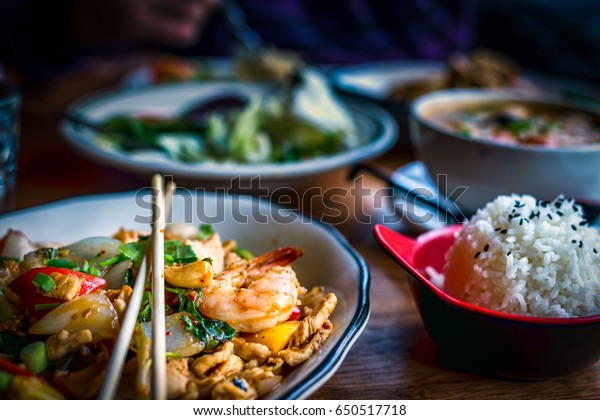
[0,224,338,401]
[200,247,304,333]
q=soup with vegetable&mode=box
[428,101,600,147]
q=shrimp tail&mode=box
[248,246,303,275]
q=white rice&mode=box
[440,194,600,317]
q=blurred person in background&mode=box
[0,0,474,86]
[1,0,598,87]
[476,0,600,85]
[192,0,475,64]
[0,0,221,85]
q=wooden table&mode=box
[13,70,600,400]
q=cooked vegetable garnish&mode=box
[32,273,55,293]
[196,224,214,240]
[97,70,359,164]
[137,291,152,323]
[0,371,12,392]
[19,342,47,374]
[119,241,147,267]
[43,259,78,269]
[164,240,197,265]
[33,303,61,311]
[181,314,235,351]
[235,247,254,260]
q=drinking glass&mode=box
[0,78,20,213]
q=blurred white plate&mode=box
[121,57,234,88]
[331,60,600,104]
[61,82,397,188]
[0,191,369,400]
[331,60,445,101]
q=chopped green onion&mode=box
[196,224,214,240]
[98,256,121,268]
[137,291,152,323]
[202,257,213,264]
[0,370,12,392]
[235,247,254,260]
[124,268,134,287]
[119,241,147,267]
[80,261,101,277]
[43,259,77,269]
[165,352,182,358]
[34,303,62,311]
[20,341,47,374]
[32,273,56,294]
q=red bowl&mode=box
[375,224,600,379]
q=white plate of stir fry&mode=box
[0,192,369,399]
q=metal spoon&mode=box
[351,162,467,225]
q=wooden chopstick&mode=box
[150,174,168,400]
[97,255,149,400]
[98,176,176,400]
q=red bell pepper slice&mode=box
[288,305,301,321]
[0,357,34,377]
[7,267,106,316]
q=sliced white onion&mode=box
[103,259,133,290]
[29,292,120,339]
[0,229,36,260]
[140,312,205,357]
[62,237,122,263]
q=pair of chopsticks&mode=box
[98,174,174,400]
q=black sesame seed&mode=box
[571,225,577,231]
[519,219,524,226]
[548,214,553,220]
[513,213,521,218]
[484,244,490,252]
[573,205,579,212]
[572,240,578,244]
[495,227,501,232]
[501,229,508,234]
[556,211,564,216]
[594,248,598,254]
[474,252,481,259]
[579,221,587,226]
[507,251,512,256]
[579,241,583,248]
[233,378,247,391]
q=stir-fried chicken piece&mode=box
[46,329,93,360]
